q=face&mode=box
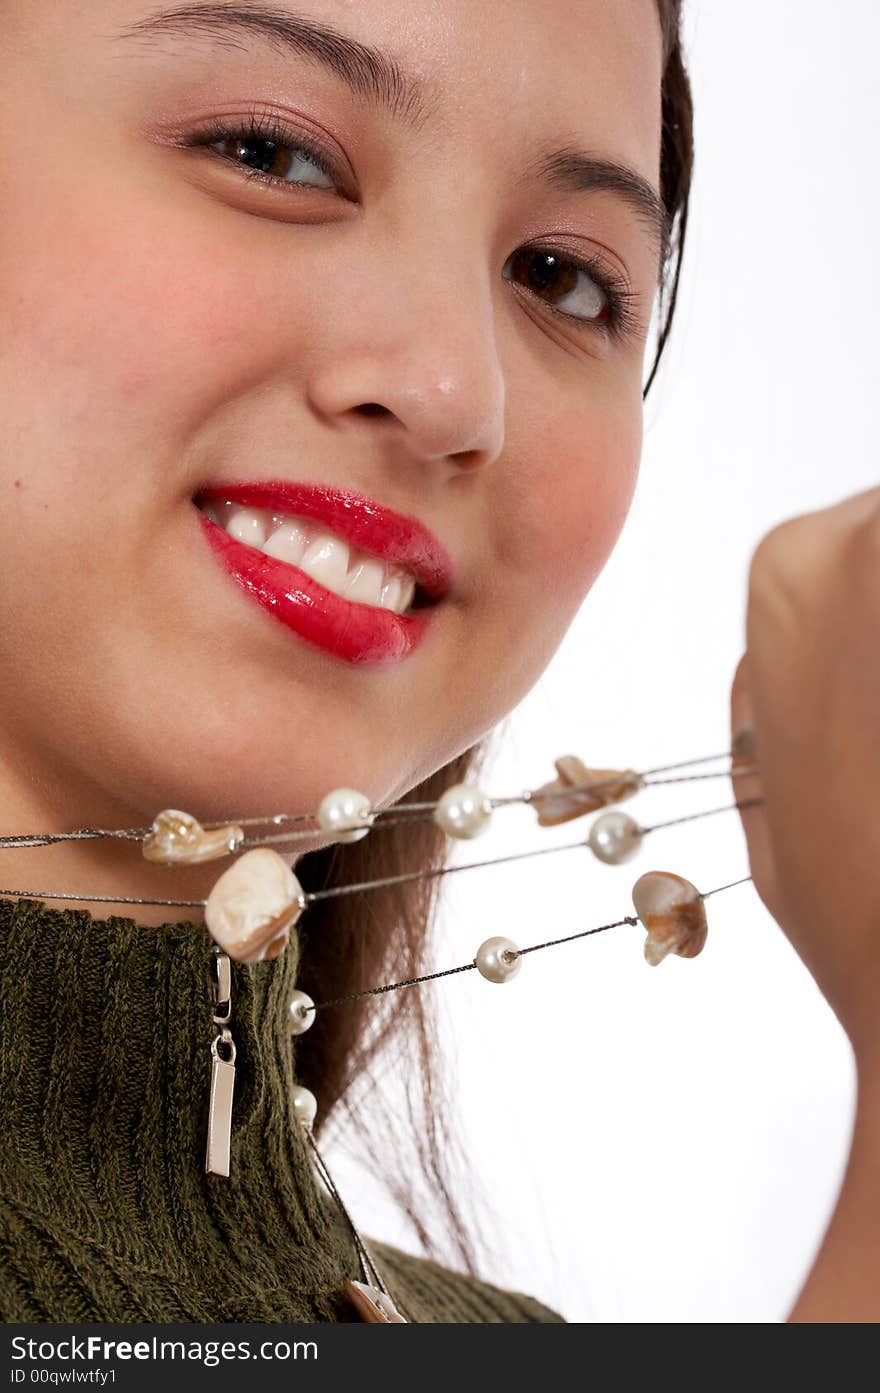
[0,0,663,910]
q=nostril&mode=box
[356,402,393,418]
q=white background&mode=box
[326,1,880,1321]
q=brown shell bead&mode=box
[631,870,708,967]
[530,755,644,826]
[142,808,244,865]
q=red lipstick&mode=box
[194,480,454,668]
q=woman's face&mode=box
[0,1,662,881]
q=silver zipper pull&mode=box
[205,952,236,1177]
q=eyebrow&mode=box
[116,3,668,262]
[115,2,430,125]
[525,148,668,265]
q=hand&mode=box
[730,484,880,1067]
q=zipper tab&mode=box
[205,952,236,1177]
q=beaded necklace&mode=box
[0,725,759,1322]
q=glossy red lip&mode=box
[193,481,451,667]
[194,480,455,601]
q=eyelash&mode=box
[186,111,641,343]
[190,109,339,186]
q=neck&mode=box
[0,745,326,927]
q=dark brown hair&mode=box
[295,0,694,1270]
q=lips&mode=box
[195,480,455,601]
[194,480,454,668]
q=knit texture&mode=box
[0,896,563,1324]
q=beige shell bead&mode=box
[631,870,708,966]
[204,848,306,964]
[530,756,644,827]
[142,808,244,865]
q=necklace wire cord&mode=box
[0,749,759,853]
[305,1130,410,1320]
[239,762,761,853]
[306,1133,381,1286]
[0,794,765,911]
[309,872,755,1014]
[0,889,207,907]
[302,793,762,902]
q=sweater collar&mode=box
[0,894,356,1312]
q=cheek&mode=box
[480,384,642,701]
[0,168,298,711]
[3,224,229,433]
[0,169,292,527]
[507,386,641,603]
[547,402,641,594]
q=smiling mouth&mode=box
[195,498,437,616]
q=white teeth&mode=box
[343,557,388,607]
[398,575,416,611]
[262,518,311,565]
[201,499,421,615]
[299,530,350,592]
[379,567,416,612]
[226,507,269,548]
[378,574,403,611]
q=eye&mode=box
[502,246,632,336]
[189,112,340,193]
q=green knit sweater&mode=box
[0,896,563,1324]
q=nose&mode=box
[303,237,506,475]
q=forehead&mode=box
[53,0,663,171]
[396,0,664,175]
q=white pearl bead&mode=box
[433,782,492,839]
[316,787,374,843]
[288,989,316,1035]
[475,935,521,983]
[291,1084,317,1131]
[588,810,643,864]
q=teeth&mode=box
[226,507,269,548]
[343,557,388,607]
[299,530,351,593]
[378,569,417,612]
[379,574,403,611]
[262,518,311,566]
[201,500,420,615]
